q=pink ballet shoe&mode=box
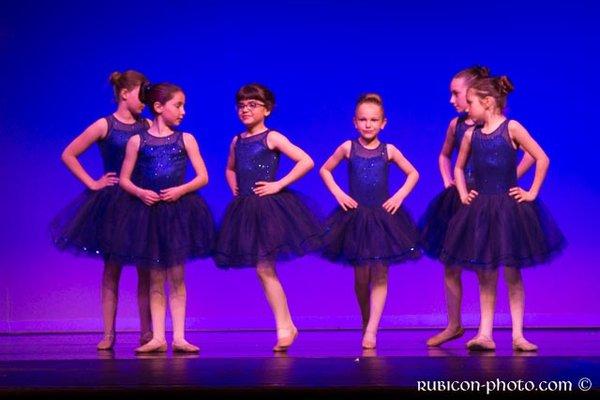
[135,338,167,353]
[466,335,496,351]
[273,327,298,352]
[512,337,538,352]
[362,330,377,350]
[97,333,115,351]
[172,341,200,353]
[426,327,465,347]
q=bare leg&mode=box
[256,260,297,350]
[467,269,498,351]
[135,268,167,353]
[168,265,198,352]
[362,263,389,349]
[136,266,153,345]
[504,267,537,351]
[97,261,122,350]
[354,266,371,332]
[426,265,465,346]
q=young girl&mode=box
[440,76,565,351]
[112,82,215,353]
[320,93,421,349]
[420,67,535,347]
[51,70,152,350]
[215,83,321,352]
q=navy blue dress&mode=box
[214,130,322,268]
[419,115,476,258]
[104,129,215,268]
[321,139,420,266]
[51,115,148,258]
[440,119,565,269]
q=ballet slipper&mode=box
[512,337,538,352]
[273,326,299,352]
[172,340,200,353]
[426,327,465,347]
[97,333,115,351]
[135,338,167,353]
[466,335,496,351]
[361,330,377,350]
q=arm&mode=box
[438,118,458,188]
[225,136,239,196]
[508,120,550,202]
[119,135,160,206]
[382,144,419,214]
[253,131,314,196]
[160,133,209,202]
[61,118,117,190]
[319,141,357,211]
[516,151,535,179]
[454,127,479,204]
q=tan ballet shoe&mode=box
[97,333,115,351]
[426,327,465,347]
[362,330,377,350]
[466,335,496,351]
[172,341,200,353]
[273,327,298,352]
[135,338,167,353]
[512,337,538,352]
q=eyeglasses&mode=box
[236,101,266,111]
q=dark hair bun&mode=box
[139,81,152,104]
[108,71,122,86]
[496,75,514,95]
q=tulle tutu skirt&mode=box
[50,186,120,258]
[214,190,322,268]
[103,191,216,268]
[440,194,566,269]
[322,205,421,266]
[419,186,463,258]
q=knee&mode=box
[370,267,388,286]
[445,266,462,280]
[256,266,276,281]
[503,267,522,286]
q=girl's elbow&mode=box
[413,170,420,182]
[319,166,329,178]
[304,156,315,170]
[61,149,71,164]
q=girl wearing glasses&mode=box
[215,83,321,352]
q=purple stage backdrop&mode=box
[0,0,597,332]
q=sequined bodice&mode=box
[453,114,475,186]
[348,140,389,207]
[133,130,187,192]
[235,130,280,196]
[97,115,148,174]
[471,119,517,195]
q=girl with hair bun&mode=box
[320,93,421,349]
[51,70,153,351]
[112,82,215,353]
[421,67,535,348]
[440,75,565,352]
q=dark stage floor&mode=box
[1,329,599,398]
